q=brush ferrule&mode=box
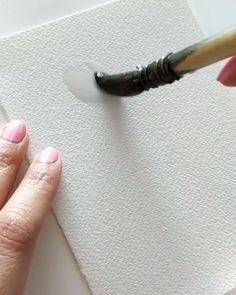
[139,53,182,91]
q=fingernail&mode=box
[38,147,59,163]
[2,120,26,143]
[217,56,236,86]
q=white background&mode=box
[0,0,114,38]
[0,0,235,294]
[0,0,235,38]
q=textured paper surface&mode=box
[1,0,236,294]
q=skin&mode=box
[217,55,236,86]
[0,120,61,295]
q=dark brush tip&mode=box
[94,70,145,97]
[94,55,182,97]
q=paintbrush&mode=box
[94,26,236,97]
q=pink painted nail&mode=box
[2,120,26,143]
[217,56,236,86]
[38,147,59,164]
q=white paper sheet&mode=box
[0,0,236,294]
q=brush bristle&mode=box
[95,55,182,97]
[94,71,145,97]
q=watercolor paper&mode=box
[0,0,236,294]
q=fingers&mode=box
[1,147,62,249]
[0,147,61,294]
[0,120,28,209]
[217,55,236,86]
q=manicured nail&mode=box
[2,120,26,143]
[217,56,236,86]
[38,147,59,163]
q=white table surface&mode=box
[0,1,235,294]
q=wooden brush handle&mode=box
[169,27,236,75]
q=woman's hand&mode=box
[217,55,236,86]
[0,120,62,295]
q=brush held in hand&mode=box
[95,26,236,97]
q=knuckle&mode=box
[0,211,33,252]
[0,144,15,170]
[27,168,55,192]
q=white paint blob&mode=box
[63,63,116,104]
[64,68,102,103]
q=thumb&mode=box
[217,55,236,87]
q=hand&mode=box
[217,55,236,86]
[0,120,62,295]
